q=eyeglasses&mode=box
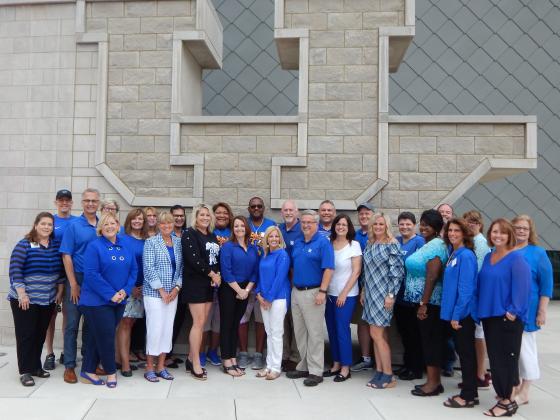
[102,207,117,212]
[249,204,263,209]
[513,226,530,232]
[466,220,480,225]
[172,214,185,218]
[82,199,99,204]
[301,221,317,225]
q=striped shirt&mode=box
[8,238,64,305]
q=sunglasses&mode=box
[250,204,263,209]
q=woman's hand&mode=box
[336,292,347,307]
[417,303,428,320]
[132,286,142,299]
[169,287,179,301]
[450,320,461,330]
[18,294,30,310]
[359,291,365,306]
[536,309,547,327]
[384,295,395,310]
[236,288,249,300]
[209,271,221,287]
[258,295,271,310]
[159,288,171,304]
[505,312,516,321]
[111,292,122,303]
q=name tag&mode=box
[30,242,40,248]
[451,258,457,267]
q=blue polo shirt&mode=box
[53,214,78,240]
[356,229,368,251]
[59,213,98,273]
[292,232,335,287]
[278,220,303,258]
[220,241,259,284]
[317,224,332,238]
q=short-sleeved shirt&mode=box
[53,214,78,240]
[355,229,369,251]
[396,235,425,305]
[278,220,303,258]
[213,227,231,246]
[59,214,98,273]
[403,237,448,305]
[328,240,362,297]
[292,232,335,288]
[248,217,276,254]
[317,224,332,238]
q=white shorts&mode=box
[240,292,263,324]
[203,290,220,333]
[475,322,485,339]
[519,331,540,380]
[144,296,178,356]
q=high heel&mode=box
[79,371,105,385]
[484,400,518,417]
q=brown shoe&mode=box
[64,368,77,384]
[95,366,107,376]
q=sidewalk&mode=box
[1,302,558,420]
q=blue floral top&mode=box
[403,237,448,305]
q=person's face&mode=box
[334,217,349,239]
[248,198,264,219]
[35,217,53,240]
[398,219,415,238]
[513,219,530,244]
[281,202,297,224]
[372,216,386,239]
[466,218,481,235]
[233,218,246,240]
[301,215,318,237]
[319,203,335,225]
[171,209,185,228]
[81,192,100,215]
[130,214,144,231]
[55,197,72,214]
[419,220,436,239]
[214,206,230,229]
[267,229,281,250]
[490,224,510,249]
[447,223,464,248]
[102,203,117,215]
[438,205,453,223]
[358,208,373,229]
[146,210,157,228]
[159,221,173,237]
[101,217,119,240]
[196,208,211,230]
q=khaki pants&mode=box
[291,288,325,376]
[282,308,301,363]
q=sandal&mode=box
[32,369,50,378]
[444,395,475,408]
[484,400,518,417]
[144,371,159,383]
[370,373,396,389]
[223,365,241,377]
[266,371,281,380]
[191,368,207,381]
[156,369,174,380]
[20,373,35,387]
[256,368,270,378]
[233,364,245,375]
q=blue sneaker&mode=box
[199,352,207,367]
[207,349,221,366]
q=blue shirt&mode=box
[516,245,553,332]
[121,234,145,287]
[396,234,425,305]
[59,214,98,273]
[278,220,303,258]
[167,246,176,278]
[8,238,64,305]
[440,247,478,322]
[317,224,332,238]
[53,214,78,240]
[220,241,259,284]
[473,233,491,271]
[214,227,231,246]
[257,248,291,302]
[355,229,368,251]
[248,217,276,253]
[80,235,138,307]
[292,232,335,287]
[477,251,531,322]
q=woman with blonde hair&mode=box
[256,226,291,380]
[511,214,553,406]
[144,207,158,237]
[362,213,404,389]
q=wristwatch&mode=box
[418,301,425,306]
[174,285,181,292]
[319,289,327,294]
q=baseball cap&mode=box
[357,202,374,212]
[56,189,72,200]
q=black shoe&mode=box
[322,369,340,378]
[303,374,323,386]
[394,366,407,376]
[121,370,133,377]
[59,353,64,364]
[333,372,351,382]
[43,353,55,371]
[411,384,444,396]
[32,369,50,378]
[286,370,309,379]
[185,358,193,372]
[442,368,454,377]
[399,369,422,381]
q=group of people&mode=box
[8,189,553,417]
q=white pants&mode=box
[519,331,540,380]
[144,296,178,356]
[261,299,287,373]
[475,322,485,339]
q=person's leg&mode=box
[301,289,326,378]
[324,296,340,371]
[516,331,539,404]
[116,317,135,371]
[63,278,80,369]
[80,306,100,378]
[336,296,357,375]
[370,325,392,375]
[232,294,249,364]
[291,289,309,372]
[267,299,287,373]
[188,302,211,374]
[130,316,146,358]
[170,301,187,357]
[32,304,54,372]
[474,322,488,380]
[218,285,236,361]
[417,305,443,392]
[10,300,37,375]
[454,316,478,403]
[254,301,266,355]
[238,293,255,354]
[45,310,57,356]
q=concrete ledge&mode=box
[388,115,537,123]
[76,32,108,44]
[0,0,73,5]
[173,115,302,124]
[271,199,357,211]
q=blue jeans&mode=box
[63,273,88,368]
[325,295,357,366]
[80,305,124,375]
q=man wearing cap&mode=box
[43,190,78,371]
[287,209,334,386]
[317,200,336,238]
[59,188,100,383]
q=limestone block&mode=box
[157,0,192,16]
[326,119,362,135]
[137,187,168,196]
[184,135,222,153]
[419,154,456,172]
[327,189,360,199]
[344,65,376,82]
[309,101,344,118]
[125,1,157,17]
[220,171,256,188]
[92,2,124,18]
[456,124,493,136]
[308,119,326,135]
[343,135,375,153]
[121,136,155,152]
[140,50,173,68]
[203,170,221,187]
[385,172,399,190]
[309,48,327,65]
[174,17,195,31]
[119,170,154,187]
[108,18,141,34]
[400,136,436,153]
[344,100,376,118]
[108,103,122,119]
[257,136,292,153]
[309,65,344,82]
[326,154,363,171]
[274,125,298,135]
[124,34,157,51]
[281,171,309,188]
[238,154,272,170]
[74,102,96,118]
[327,47,362,65]
[287,188,326,200]
[153,170,187,187]
[343,172,374,189]
[23,175,55,193]
[362,47,378,65]
[310,30,344,47]
[122,68,155,85]
[309,171,344,189]
[382,190,419,209]
[344,30,377,47]
[328,13,362,30]
[140,85,171,101]
[255,171,271,189]
[137,153,170,170]
[292,13,327,30]
[209,124,241,135]
[106,153,138,170]
[24,151,56,167]
[475,137,515,154]
[140,17,173,34]
[363,12,399,28]
[286,0,308,13]
[400,173,437,191]
[121,103,154,119]
[107,119,138,135]
[155,135,170,152]
[512,137,525,155]
[389,135,399,153]
[108,86,139,102]
[307,154,326,171]
[7,192,38,209]
[87,18,108,33]
[437,136,475,154]
[326,83,362,100]
[205,153,238,170]
[389,153,418,172]
[106,136,121,153]
[222,136,256,153]
[436,172,466,190]
[494,124,524,136]
[73,135,95,152]
[420,124,457,136]
[204,188,238,205]
[155,68,172,84]
[362,154,378,172]
[157,33,173,49]
[109,52,139,68]
[138,119,170,135]
[109,69,123,85]
[308,136,343,153]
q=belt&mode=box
[294,285,320,291]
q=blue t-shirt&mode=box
[167,246,176,279]
[59,214,98,273]
[396,234,425,305]
[214,227,231,246]
[220,241,259,284]
[257,248,291,302]
[80,235,138,307]
[355,229,368,251]
[516,245,553,331]
[248,217,276,254]
[278,220,303,258]
[122,234,145,287]
[477,250,531,322]
[292,232,335,287]
[53,214,78,240]
[440,247,478,322]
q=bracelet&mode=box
[319,289,327,294]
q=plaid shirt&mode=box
[142,234,183,298]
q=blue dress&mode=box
[403,237,448,305]
[362,242,405,326]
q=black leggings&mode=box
[482,316,524,399]
[418,304,449,367]
[219,282,249,360]
[453,316,478,401]
[394,303,424,374]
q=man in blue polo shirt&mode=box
[317,199,336,238]
[59,188,100,383]
[287,209,334,386]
